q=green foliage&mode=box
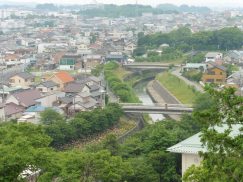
[40,108,64,125]
[136,47,183,62]
[133,46,146,56]
[182,70,202,82]
[224,63,239,76]
[79,4,176,18]
[91,64,104,76]
[59,150,133,182]
[104,62,139,103]
[42,104,123,148]
[183,87,243,182]
[0,122,133,181]
[187,52,205,63]
[0,123,58,181]
[102,134,120,155]
[120,117,201,181]
[156,72,200,104]
[138,27,243,52]
[36,3,58,11]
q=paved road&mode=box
[171,68,204,93]
[100,70,118,103]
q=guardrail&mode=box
[120,103,193,108]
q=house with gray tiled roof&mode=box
[36,80,59,94]
[9,72,35,88]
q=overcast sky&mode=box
[3,0,243,8]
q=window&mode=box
[19,79,21,83]
[206,79,214,83]
[216,79,222,82]
[220,72,223,75]
[51,88,54,91]
[208,71,215,75]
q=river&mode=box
[133,79,165,122]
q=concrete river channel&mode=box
[132,77,165,122]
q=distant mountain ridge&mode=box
[157,3,211,13]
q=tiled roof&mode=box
[39,80,59,88]
[55,71,74,84]
[4,103,25,116]
[26,105,46,112]
[167,124,242,154]
[12,89,42,107]
[13,72,34,79]
[64,82,86,93]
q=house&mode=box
[124,42,137,55]
[68,92,98,114]
[1,54,21,67]
[9,72,35,88]
[167,124,242,176]
[18,105,64,124]
[226,71,243,95]
[48,71,74,90]
[0,85,22,102]
[205,52,223,62]
[74,76,102,86]
[105,52,125,62]
[35,92,65,107]
[202,62,227,84]
[4,102,25,119]
[64,82,90,96]
[36,81,59,94]
[182,63,207,72]
[59,54,77,70]
[6,89,42,108]
[225,50,243,64]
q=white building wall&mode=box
[6,95,19,105]
[182,153,202,176]
[0,108,5,121]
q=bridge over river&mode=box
[123,62,181,70]
[120,103,193,115]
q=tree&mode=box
[59,150,133,182]
[183,87,243,182]
[102,134,120,155]
[40,109,64,125]
[149,151,180,182]
[0,123,58,181]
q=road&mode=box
[171,68,204,93]
[99,70,118,103]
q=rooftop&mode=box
[167,124,242,154]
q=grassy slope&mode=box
[156,72,199,104]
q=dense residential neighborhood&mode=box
[0,1,242,182]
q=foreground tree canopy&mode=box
[184,87,243,182]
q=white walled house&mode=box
[35,92,65,107]
[167,124,242,177]
[205,52,223,62]
[167,133,203,175]
[36,81,59,94]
